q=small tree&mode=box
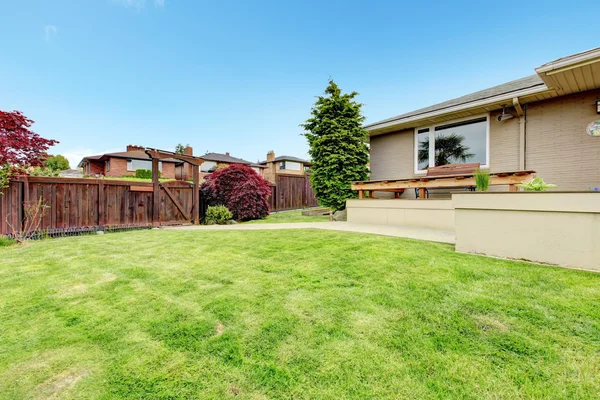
[0,110,58,190]
[44,154,70,171]
[175,143,189,155]
[201,164,271,221]
[301,80,370,211]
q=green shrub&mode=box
[0,236,16,247]
[515,177,557,192]
[474,168,490,192]
[205,205,233,225]
[135,169,160,179]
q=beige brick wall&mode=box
[526,89,600,191]
[369,128,416,198]
[370,128,414,180]
[489,109,520,172]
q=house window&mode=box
[106,160,110,172]
[127,159,162,172]
[280,161,301,171]
[414,116,489,173]
[201,161,217,173]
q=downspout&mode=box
[513,97,526,170]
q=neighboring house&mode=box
[259,151,311,183]
[198,152,267,178]
[365,47,600,197]
[78,145,180,179]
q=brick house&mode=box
[199,152,267,179]
[78,145,180,179]
[259,151,311,184]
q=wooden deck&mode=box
[351,170,536,199]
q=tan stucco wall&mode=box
[346,199,455,231]
[368,89,600,196]
[454,193,600,271]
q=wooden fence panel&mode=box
[271,175,318,211]
[0,177,199,235]
[0,181,22,235]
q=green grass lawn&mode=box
[243,209,330,224]
[1,230,600,399]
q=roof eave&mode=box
[535,47,600,74]
[365,85,550,136]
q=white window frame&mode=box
[413,114,490,175]
[127,159,162,172]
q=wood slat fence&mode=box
[269,174,318,211]
[0,176,196,236]
[0,174,319,236]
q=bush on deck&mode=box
[201,164,271,221]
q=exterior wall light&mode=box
[596,99,600,114]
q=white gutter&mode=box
[535,47,600,74]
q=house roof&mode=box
[365,47,600,136]
[249,163,268,169]
[259,155,311,165]
[201,152,252,164]
[78,150,180,167]
[364,75,545,130]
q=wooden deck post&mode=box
[152,158,160,227]
[509,184,518,192]
[192,165,199,224]
[418,188,427,199]
[358,190,364,199]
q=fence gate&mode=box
[157,182,197,226]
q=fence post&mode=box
[22,176,29,233]
[152,158,160,227]
[98,180,105,227]
[192,165,199,224]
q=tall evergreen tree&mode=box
[301,80,370,211]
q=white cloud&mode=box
[155,0,165,6]
[44,25,57,42]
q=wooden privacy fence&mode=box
[0,176,198,236]
[269,174,318,211]
[0,174,320,235]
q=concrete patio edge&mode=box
[163,222,455,244]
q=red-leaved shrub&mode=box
[201,164,271,221]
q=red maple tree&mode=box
[0,110,58,168]
[201,164,271,221]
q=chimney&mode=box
[226,152,230,156]
[266,150,275,162]
[127,144,145,152]
[183,146,193,156]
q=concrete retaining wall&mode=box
[346,199,455,231]
[453,192,600,271]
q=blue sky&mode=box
[1,1,597,168]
